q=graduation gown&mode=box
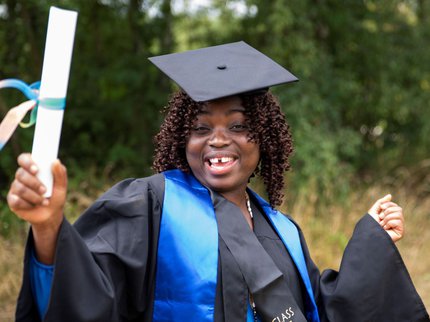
[16,173,429,322]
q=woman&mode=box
[7,42,429,322]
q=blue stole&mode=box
[153,169,320,322]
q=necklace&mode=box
[245,191,253,218]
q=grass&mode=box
[0,234,25,321]
[0,179,429,321]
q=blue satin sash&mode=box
[156,169,319,322]
[153,170,219,321]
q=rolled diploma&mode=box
[32,7,78,197]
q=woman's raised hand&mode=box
[368,194,405,243]
[7,153,68,264]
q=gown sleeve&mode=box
[16,174,165,322]
[298,214,429,322]
[29,252,54,320]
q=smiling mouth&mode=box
[205,156,237,172]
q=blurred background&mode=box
[0,0,429,320]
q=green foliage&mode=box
[1,0,429,231]
[0,202,23,238]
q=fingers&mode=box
[378,193,392,203]
[368,194,392,217]
[8,153,49,212]
[17,153,38,174]
[15,167,46,194]
[52,159,67,192]
[376,199,405,243]
[51,160,68,206]
[378,200,402,223]
[385,219,404,242]
[9,164,47,210]
[380,201,398,210]
[9,179,46,206]
[8,155,67,231]
[7,192,35,211]
[379,204,402,217]
[379,212,403,227]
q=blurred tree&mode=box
[0,0,429,216]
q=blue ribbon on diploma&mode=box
[0,78,66,151]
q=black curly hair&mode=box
[153,90,294,207]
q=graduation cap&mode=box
[149,41,298,102]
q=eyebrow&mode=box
[199,106,246,115]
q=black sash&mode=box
[211,191,307,322]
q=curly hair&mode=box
[153,90,294,207]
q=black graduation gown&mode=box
[15,174,429,322]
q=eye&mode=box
[192,125,211,134]
[230,123,248,132]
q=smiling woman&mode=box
[7,41,430,322]
[185,97,261,194]
[154,92,292,208]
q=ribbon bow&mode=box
[0,78,65,151]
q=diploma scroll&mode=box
[32,7,78,197]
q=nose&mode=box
[208,127,231,147]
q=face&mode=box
[186,96,260,194]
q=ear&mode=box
[249,164,260,182]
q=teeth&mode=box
[209,157,233,164]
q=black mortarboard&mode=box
[148,41,298,102]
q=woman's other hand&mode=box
[7,153,68,264]
[368,194,405,243]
